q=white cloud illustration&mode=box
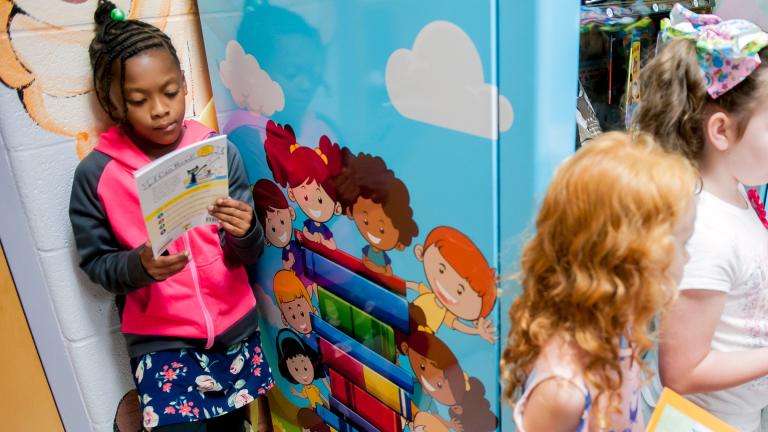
[219,40,284,116]
[385,21,513,139]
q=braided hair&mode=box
[88,0,180,124]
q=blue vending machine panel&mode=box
[197,2,578,431]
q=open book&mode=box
[646,388,736,432]
[135,135,228,257]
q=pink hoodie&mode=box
[70,120,262,357]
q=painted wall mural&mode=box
[385,21,513,140]
[197,1,516,431]
[0,0,211,159]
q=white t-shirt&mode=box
[675,188,768,431]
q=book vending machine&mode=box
[197,1,579,430]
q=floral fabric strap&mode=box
[659,3,768,99]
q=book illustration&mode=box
[624,37,641,128]
[135,135,229,257]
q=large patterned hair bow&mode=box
[659,3,768,99]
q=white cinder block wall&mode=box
[0,1,211,430]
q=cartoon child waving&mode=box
[406,226,497,343]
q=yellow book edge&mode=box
[645,387,736,432]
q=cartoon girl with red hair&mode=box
[264,120,343,250]
[406,226,498,343]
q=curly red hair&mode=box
[501,132,698,423]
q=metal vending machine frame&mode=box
[197,1,579,430]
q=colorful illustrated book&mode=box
[646,388,736,432]
[134,135,228,257]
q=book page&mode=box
[135,135,229,257]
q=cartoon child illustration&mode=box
[406,226,497,343]
[334,149,418,276]
[253,179,305,274]
[187,165,201,185]
[297,408,332,432]
[400,329,498,432]
[276,328,329,409]
[264,120,343,250]
[273,270,317,335]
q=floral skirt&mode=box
[130,330,275,430]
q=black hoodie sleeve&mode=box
[69,151,156,294]
[219,141,264,265]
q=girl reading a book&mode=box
[264,120,344,250]
[69,2,273,430]
[501,132,697,432]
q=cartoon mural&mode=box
[334,149,419,276]
[197,1,529,431]
[264,120,343,250]
[276,329,330,409]
[0,0,211,158]
[385,20,513,139]
[400,331,497,432]
[407,226,497,343]
[253,179,305,275]
[273,269,317,336]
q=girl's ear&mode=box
[396,242,405,251]
[451,405,463,415]
[107,78,124,120]
[288,189,297,202]
[289,206,296,221]
[334,202,342,216]
[706,110,736,152]
[108,99,123,121]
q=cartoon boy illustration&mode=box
[273,270,317,336]
[406,226,497,343]
[335,149,418,276]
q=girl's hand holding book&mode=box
[139,241,189,280]
[208,197,254,238]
